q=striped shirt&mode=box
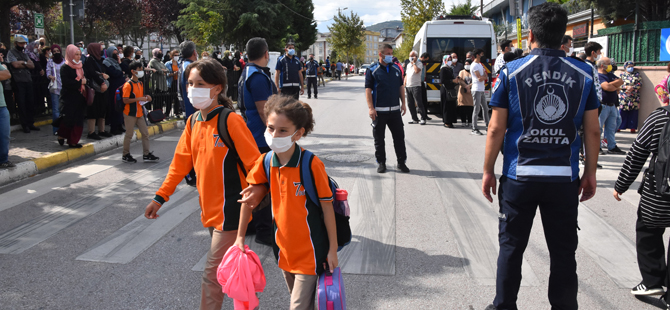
[614,108,670,227]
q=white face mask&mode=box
[446,61,452,66]
[595,53,602,61]
[173,56,179,62]
[568,47,574,55]
[229,56,233,60]
[264,130,297,153]
[136,71,144,78]
[72,59,81,65]
[187,87,215,110]
[464,65,471,71]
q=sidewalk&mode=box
[0,117,185,187]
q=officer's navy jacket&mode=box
[365,61,404,112]
[491,48,600,183]
[275,55,302,88]
[238,63,277,148]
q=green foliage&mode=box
[583,0,670,23]
[398,0,445,60]
[285,0,317,52]
[327,11,365,63]
[546,0,571,3]
[448,0,480,16]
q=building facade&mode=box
[363,30,381,64]
[303,32,332,63]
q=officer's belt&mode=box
[306,75,316,78]
[375,105,401,112]
[282,83,300,87]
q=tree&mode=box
[327,11,365,65]
[398,0,445,60]
[449,0,480,16]
[1,0,60,44]
[583,0,670,23]
[142,0,185,43]
[285,0,317,52]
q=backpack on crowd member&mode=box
[317,267,346,310]
[655,74,670,105]
[263,149,352,250]
[649,106,670,198]
[115,82,132,112]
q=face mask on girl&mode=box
[229,56,233,60]
[187,87,215,109]
[446,61,452,66]
[173,56,179,62]
[264,130,297,153]
[626,67,634,73]
[135,70,144,78]
[464,65,471,71]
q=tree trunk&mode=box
[0,4,12,46]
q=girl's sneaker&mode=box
[631,282,664,296]
[122,154,137,163]
[143,152,159,162]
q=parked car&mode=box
[358,64,370,75]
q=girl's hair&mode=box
[184,59,234,110]
[264,95,315,137]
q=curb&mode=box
[10,118,53,132]
[0,119,185,187]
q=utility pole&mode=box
[481,0,483,17]
[69,0,75,44]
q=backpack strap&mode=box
[189,110,200,132]
[216,107,248,177]
[299,149,320,205]
[263,151,273,185]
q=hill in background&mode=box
[365,20,404,32]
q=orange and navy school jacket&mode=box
[246,144,334,276]
[122,79,144,117]
[153,105,261,231]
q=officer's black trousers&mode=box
[280,86,300,100]
[494,176,579,310]
[372,111,407,164]
[307,77,318,98]
[635,210,670,291]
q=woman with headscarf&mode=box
[27,40,47,115]
[439,54,459,128]
[46,44,65,135]
[164,50,181,117]
[456,59,474,127]
[221,51,234,99]
[83,42,111,140]
[148,48,169,115]
[57,45,87,148]
[619,61,642,133]
[103,46,126,135]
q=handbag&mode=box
[88,72,109,93]
[48,64,58,91]
[84,85,95,106]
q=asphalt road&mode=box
[0,75,664,310]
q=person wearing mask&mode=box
[457,59,474,126]
[57,44,88,148]
[419,52,432,121]
[103,46,126,135]
[221,51,234,99]
[481,3,600,309]
[0,47,16,122]
[325,56,331,77]
[494,40,513,75]
[7,35,38,133]
[305,53,319,99]
[40,45,53,111]
[597,57,626,154]
[405,51,427,125]
[560,35,573,56]
[76,42,87,63]
[618,61,642,133]
[120,61,158,163]
[26,41,47,116]
[470,48,489,135]
[237,37,278,247]
[149,48,169,112]
[120,46,135,79]
[275,40,304,100]
[134,47,145,66]
[451,52,464,76]
[0,49,13,168]
[178,41,199,186]
[83,43,111,140]
[465,51,473,63]
[439,55,459,128]
[317,63,326,87]
[46,44,65,135]
[365,44,409,174]
[164,50,181,118]
[201,51,210,60]
[335,59,343,80]
[144,59,260,310]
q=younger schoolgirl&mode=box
[236,95,339,310]
[144,59,261,310]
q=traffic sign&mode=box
[35,28,44,36]
[35,13,44,29]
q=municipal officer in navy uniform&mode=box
[238,37,277,246]
[365,44,410,174]
[274,39,304,100]
[305,53,319,99]
[481,3,600,309]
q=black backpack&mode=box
[649,106,670,198]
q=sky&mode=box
[312,0,461,33]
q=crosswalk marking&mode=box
[337,167,396,275]
[435,169,539,287]
[577,203,640,288]
[0,160,172,254]
[76,186,199,264]
[0,155,121,213]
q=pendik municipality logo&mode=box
[534,83,568,125]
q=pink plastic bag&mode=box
[217,245,266,310]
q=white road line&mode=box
[0,155,121,213]
[0,160,172,254]
[191,237,274,272]
[577,203,640,288]
[76,186,199,264]
[154,136,181,142]
[435,169,539,287]
[337,167,396,275]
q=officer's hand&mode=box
[613,190,622,201]
[482,172,497,203]
[401,104,407,116]
[300,87,304,95]
[368,108,377,121]
[578,173,597,202]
